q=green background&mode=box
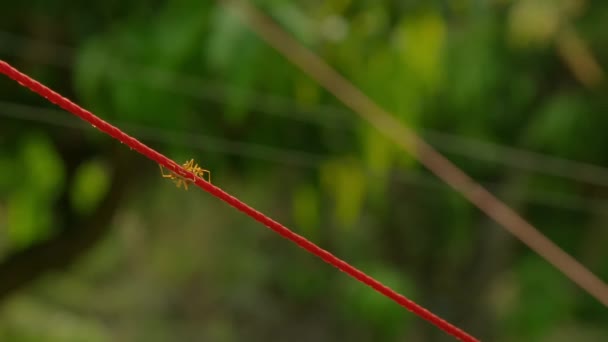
[1,0,607,341]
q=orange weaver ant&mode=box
[159,158,211,190]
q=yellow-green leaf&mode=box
[508,0,560,48]
[20,134,64,200]
[71,160,111,215]
[292,183,320,239]
[362,127,394,177]
[395,11,446,88]
[360,127,394,201]
[7,193,52,248]
[321,157,366,229]
[294,77,321,108]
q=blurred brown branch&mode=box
[2,31,608,186]
[219,0,608,306]
[556,25,604,88]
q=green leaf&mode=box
[395,11,446,89]
[20,134,64,200]
[7,193,52,248]
[321,157,366,228]
[508,0,560,48]
[152,3,205,69]
[206,6,262,123]
[293,76,321,108]
[523,94,598,158]
[206,6,248,71]
[357,48,421,126]
[110,75,142,120]
[70,160,111,215]
[360,127,395,202]
[73,37,112,114]
[363,128,393,175]
[441,19,501,129]
[292,183,320,239]
[223,66,256,123]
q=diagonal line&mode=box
[3,30,608,188]
[556,24,605,88]
[3,101,608,215]
[220,0,608,306]
[0,60,479,341]
[0,101,324,167]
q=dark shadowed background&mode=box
[1,0,608,341]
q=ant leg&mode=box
[202,170,211,183]
[184,159,194,170]
[192,163,202,182]
[159,164,174,178]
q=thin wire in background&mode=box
[3,17,607,304]
[2,32,607,218]
[219,0,608,306]
[2,31,608,188]
[2,101,607,216]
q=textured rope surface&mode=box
[0,60,479,342]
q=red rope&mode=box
[0,60,479,342]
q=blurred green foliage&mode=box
[1,0,608,341]
[70,159,110,215]
[7,133,63,248]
